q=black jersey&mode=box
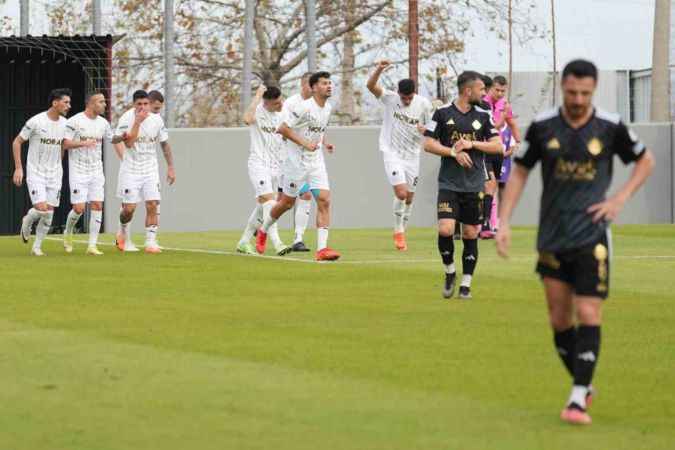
[424,102,499,192]
[515,107,646,252]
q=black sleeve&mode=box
[514,122,542,169]
[481,113,499,141]
[424,109,443,139]
[613,121,646,164]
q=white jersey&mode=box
[379,89,432,160]
[282,93,305,115]
[19,111,67,180]
[115,108,168,175]
[249,103,284,170]
[64,112,112,175]
[280,97,332,168]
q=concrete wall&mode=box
[104,124,675,233]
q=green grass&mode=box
[1,225,674,450]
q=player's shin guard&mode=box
[573,326,601,388]
[402,202,413,230]
[240,204,263,244]
[482,195,493,229]
[461,238,478,286]
[89,210,103,247]
[261,200,278,232]
[438,234,454,267]
[393,198,406,233]
[554,327,577,377]
[65,209,82,236]
[33,210,53,249]
[294,198,312,243]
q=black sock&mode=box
[462,238,478,275]
[573,325,601,387]
[438,234,454,266]
[483,195,493,228]
[554,327,577,377]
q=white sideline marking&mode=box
[37,237,675,264]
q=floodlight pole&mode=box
[240,0,255,117]
[164,0,176,127]
[306,0,317,71]
[20,0,29,36]
[93,0,102,35]
[651,0,671,121]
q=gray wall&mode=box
[104,124,675,233]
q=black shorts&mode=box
[536,234,611,299]
[485,154,503,180]
[437,190,484,225]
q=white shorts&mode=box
[70,171,105,204]
[26,173,62,207]
[281,160,329,197]
[117,169,161,204]
[248,164,281,198]
[383,153,420,192]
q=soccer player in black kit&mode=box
[497,60,655,425]
[423,71,503,299]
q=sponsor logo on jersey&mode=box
[40,138,63,145]
[307,126,326,133]
[472,120,482,130]
[393,111,419,126]
[554,159,596,181]
[546,138,561,150]
[450,131,478,143]
[587,137,603,156]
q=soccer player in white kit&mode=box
[12,88,72,256]
[62,92,116,255]
[283,72,314,252]
[367,60,433,251]
[256,71,340,261]
[236,85,291,256]
[114,90,176,253]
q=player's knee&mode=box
[462,225,479,240]
[35,202,49,212]
[90,201,103,211]
[394,186,407,201]
[575,301,602,325]
[146,201,159,214]
[122,204,136,216]
[549,314,573,331]
[301,191,312,201]
[73,204,85,215]
[438,222,454,237]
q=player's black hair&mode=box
[457,71,482,92]
[309,71,331,88]
[262,86,282,100]
[481,74,493,90]
[85,91,104,104]
[148,90,165,102]
[493,75,508,86]
[398,79,416,96]
[562,59,598,81]
[48,88,72,106]
[133,90,149,102]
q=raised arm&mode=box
[366,60,391,98]
[243,85,266,125]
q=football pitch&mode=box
[1,225,674,450]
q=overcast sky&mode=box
[1,0,657,71]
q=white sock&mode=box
[65,209,82,235]
[33,210,53,250]
[239,204,263,245]
[294,198,312,243]
[261,200,278,233]
[393,198,406,233]
[269,223,283,248]
[403,202,413,230]
[461,274,473,288]
[568,385,588,409]
[317,227,329,251]
[88,210,102,246]
[444,263,456,274]
[145,225,158,247]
